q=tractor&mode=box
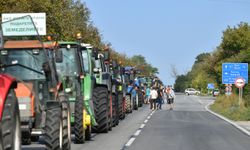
[81,44,113,133]
[124,66,137,112]
[53,40,97,143]
[0,16,71,149]
[110,60,126,120]
[0,74,21,150]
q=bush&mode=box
[210,94,250,121]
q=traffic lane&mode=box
[128,110,250,150]
[170,94,209,112]
[72,104,152,150]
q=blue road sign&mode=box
[207,83,215,89]
[222,63,248,84]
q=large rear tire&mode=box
[138,90,143,107]
[112,94,119,127]
[134,93,138,110]
[44,106,61,150]
[118,94,125,120]
[85,125,91,141]
[60,95,71,150]
[125,95,132,113]
[92,87,109,133]
[74,96,85,144]
[1,89,21,150]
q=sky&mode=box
[83,0,250,85]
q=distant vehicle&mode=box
[212,89,219,97]
[185,88,200,95]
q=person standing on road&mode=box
[166,86,175,110]
[150,86,158,110]
[156,86,163,109]
[145,86,150,104]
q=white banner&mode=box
[2,13,46,36]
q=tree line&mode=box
[0,0,158,76]
[174,22,250,99]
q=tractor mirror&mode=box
[55,49,63,63]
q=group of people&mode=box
[145,85,175,110]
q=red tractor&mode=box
[0,74,21,150]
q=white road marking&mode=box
[140,124,145,129]
[134,130,141,136]
[123,110,155,148]
[125,137,136,147]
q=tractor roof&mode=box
[4,40,53,49]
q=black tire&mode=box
[138,91,143,107]
[85,125,91,141]
[108,93,113,131]
[74,96,85,144]
[1,89,21,150]
[125,95,132,113]
[60,95,71,150]
[118,94,125,120]
[44,106,61,150]
[134,94,138,110]
[112,94,119,127]
[92,87,109,133]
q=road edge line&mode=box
[205,101,250,136]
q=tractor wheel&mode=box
[92,87,109,133]
[118,94,125,120]
[112,94,119,127]
[74,96,85,144]
[108,94,113,131]
[134,94,139,110]
[85,125,91,141]
[60,95,71,150]
[44,105,61,150]
[1,89,21,150]
[138,91,143,107]
[125,95,132,113]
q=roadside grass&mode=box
[210,95,250,121]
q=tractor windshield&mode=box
[56,47,79,76]
[0,49,46,80]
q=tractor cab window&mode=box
[81,50,90,74]
[0,49,46,80]
[55,47,79,76]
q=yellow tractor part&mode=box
[83,109,91,129]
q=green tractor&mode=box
[53,41,97,143]
[0,16,71,149]
[81,44,113,133]
[110,60,126,120]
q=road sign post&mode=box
[235,77,245,105]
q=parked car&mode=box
[185,88,200,95]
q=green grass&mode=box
[210,95,250,121]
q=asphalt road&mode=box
[22,94,250,150]
[127,94,250,150]
[22,102,152,150]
